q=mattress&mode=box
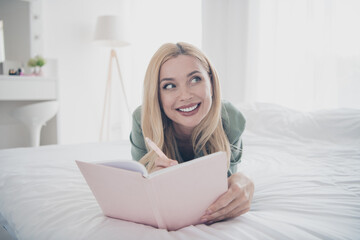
[0,102,359,240]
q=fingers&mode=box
[200,173,254,224]
[151,157,178,173]
[206,189,236,215]
[203,198,250,224]
[155,157,178,168]
[150,157,178,173]
[200,188,239,223]
[152,166,166,172]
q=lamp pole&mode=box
[93,15,130,142]
[99,49,131,142]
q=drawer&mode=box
[0,76,58,100]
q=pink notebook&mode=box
[76,151,228,231]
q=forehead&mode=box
[160,55,206,77]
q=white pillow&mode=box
[237,102,360,145]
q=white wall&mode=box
[202,0,249,104]
[43,0,121,144]
[202,0,360,111]
[42,0,202,145]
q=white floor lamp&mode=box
[94,15,131,141]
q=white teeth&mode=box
[179,104,199,112]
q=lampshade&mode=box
[93,15,129,47]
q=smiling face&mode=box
[159,55,213,137]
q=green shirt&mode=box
[129,100,246,177]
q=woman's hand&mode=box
[145,137,178,172]
[200,172,254,224]
[151,156,178,172]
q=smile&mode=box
[177,104,200,113]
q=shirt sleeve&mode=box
[129,106,147,161]
[221,101,246,177]
[228,138,243,177]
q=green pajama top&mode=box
[129,100,246,177]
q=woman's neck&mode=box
[175,138,194,161]
[173,124,194,161]
[173,124,193,142]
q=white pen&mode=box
[145,137,168,160]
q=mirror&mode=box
[0,20,5,74]
[0,0,32,67]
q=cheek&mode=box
[159,92,172,112]
[201,82,213,99]
[201,77,213,97]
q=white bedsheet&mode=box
[1,103,359,240]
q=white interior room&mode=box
[1,1,360,240]
[0,0,359,148]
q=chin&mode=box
[179,119,202,129]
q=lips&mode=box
[177,103,200,113]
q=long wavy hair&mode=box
[140,42,230,172]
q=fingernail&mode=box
[206,209,212,215]
[170,161,177,166]
[200,217,207,223]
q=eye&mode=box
[190,76,201,84]
[163,83,176,90]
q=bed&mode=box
[1,102,359,240]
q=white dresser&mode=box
[0,75,59,149]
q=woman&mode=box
[130,42,254,225]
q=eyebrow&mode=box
[160,70,201,83]
[187,70,201,77]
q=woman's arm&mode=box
[221,101,245,176]
[130,106,147,161]
[130,106,178,171]
[200,172,254,224]
[201,101,254,224]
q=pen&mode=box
[145,137,168,160]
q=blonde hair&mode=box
[141,42,230,172]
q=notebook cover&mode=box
[76,151,228,230]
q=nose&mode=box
[178,85,193,101]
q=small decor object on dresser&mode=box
[27,55,46,76]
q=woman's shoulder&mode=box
[221,100,246,123]
[132,105,142,123]
[221,100,246,140]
